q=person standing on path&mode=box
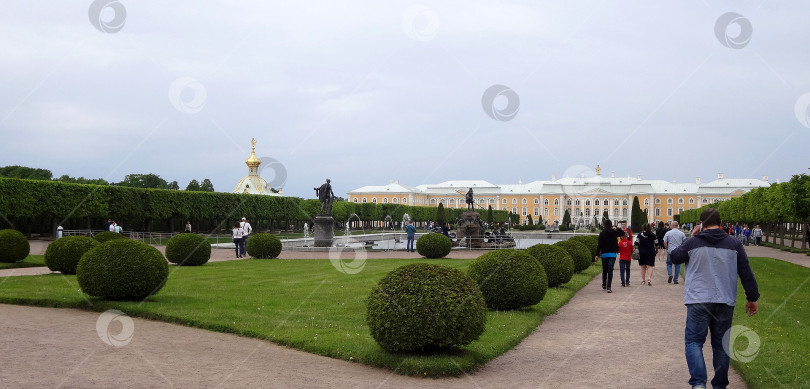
[595,219,625,293]
[618,235,633,287]
[185,221,192,233]
[405,222,416,252]
[663,221,686,284]
[752,225,763,246]
[656,221,668,261]
[232,223,245,258]
[636,223,657,285]
[742,225,751,246]
[240,217,253,257]
[671,208,759,389]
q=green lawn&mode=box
[0,255,45,270]
[732,258,810,388]
[0,257,599,376]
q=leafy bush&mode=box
[416,233,452,258]
[468,249,548,310]
[569,235,599,258]
[0,229,29,263]
[525,244,574,288]
[44,236,99,274]
[165,233,211,266]
[366,263,486,352]
[77,239,168,300]
[558,225,569,232]
[246,233,282,259]
[93,231,127,243]
[554,240,592,273]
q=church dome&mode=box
[232,138,283,196]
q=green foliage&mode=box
[525,244,574,287]
[554,240,592,273]
[44,236,99,274]
[436,202,446,224]
[246,233,282,259]
[185,179,201,191]
[569,235,599,258]
[76,240,168,300]
[93,231,127,243]
[200,178,215,192]
[562,209,572,229]
[631,196,646,232]
[527,214,533,225]
[416,233,452,258]
[55,175,109,185]
[0,165,52,180]
[487,205,494,225]
[0,229,30,263]
[165,233,211,266]
[468,249,548,310]
[117,173,171,189]
[366,263,486,352]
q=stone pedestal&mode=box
[456,211,486,248]
[313,215,335,247]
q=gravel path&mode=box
[2,241,798,387]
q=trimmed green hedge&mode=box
[554,240,592,273]
[246,233,282,259]
[93,231,127,243]
[165,233,211,266]
[0,229,29,263]
[416,233,452,258]
[44,236,99,274]
[525,244,574,288]
[76,240,168,300]
[366,263,486,352]
[569,235,598,258]
[468,249,548,310]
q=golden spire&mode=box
[595,164,602,176]
[245,138,261,174]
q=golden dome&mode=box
[245,138,261,168]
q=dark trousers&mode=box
[619,260,631,285]
[685,303,735,388]
[601,256,616,288]
[406,236,415,252]
[241,235,248,256]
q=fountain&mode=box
[338,213,364,248]
[401,213,411,231]
[383,215,395,231]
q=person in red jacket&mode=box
[618,235,633,287]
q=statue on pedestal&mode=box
[314,178,335,216]
[465,188,474,210]
[312,178,336,247]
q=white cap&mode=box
[241,217,246,221]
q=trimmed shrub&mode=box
[366,263,486,352]
[77,240,168,300]
[569,235,598,258]
[468,249,548,310]
[44,236,99,274]
[526,244,574,288]
[416,233,452,258]
[246,233,282,259]
[93,231,127,243]
[0,229,29,263]
[554,240,592,273]
[165,233,211,266]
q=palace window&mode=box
[449,199,455,204]
[702,199,708,204]
[372,198,377,203]
[544,199,549,205]
[575,199,581,206]
[678,207,684,214]
[678,198,684,204]
[585,209,591,217]
[362,197,367,203]
[440,198,446,204]
[644,199,650,206]
[353,198,358,203]
[594,199,600,206]
[554,199,559,205]
[512,207,517,213]
[655,208,660,217]
[614,208,619,216]
[490,199,495,204]
[655,198,661,204]
[623,199,628,206]
[622,208,628,217]
[554,208,559,216]
[567,199,572,205]
[534,207,539,216]
[595,208,600,215]
[522,207,527,216]
[522,198,528,204]
[534,198,540,204]
[383,198,388,203]
[403,197,407,203]
[544,208,549,216]
[614,200,620,206]
[689,198,694,204]
[667,198,673,204]
[667,208,673,217]
[392,197,397,203]
[430,199,436,204]
[502,207,507,211]
[586,200,591,206]
[513,199,517,204]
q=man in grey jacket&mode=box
[671,208,759,389]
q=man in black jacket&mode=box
[595,219,626,293]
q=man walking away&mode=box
[405,222,416,252]
[752,225,763,246]
[671,208,759,389]
[663,221,686,284]
[240,217,253,257]
[595,219,625,293]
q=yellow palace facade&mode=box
[347,167,771,226]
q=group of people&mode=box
[597,210,760,388]
[102,219,122,233]
[231,217,253,258]
[723,223,763,246]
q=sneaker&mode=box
[602,284,606,290]
[607,289,612,293]
[668,276,673,284]
[674,280,679,284]
[692,386,706,389]
[647,280,652,286]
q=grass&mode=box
[0,257,600,376]
[0,255,45,270]
[732,258,810,388]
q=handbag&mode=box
[631,248,640,261]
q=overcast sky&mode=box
[2,1,809,198]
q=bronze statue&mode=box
[314,178,335,216]
[465,187,474,210]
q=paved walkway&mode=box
[0,243,801,387]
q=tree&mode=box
[185,179,201,191]
[602,210,609,227]
[0,165,52,180]
[118,173,169,189]
[631,196,647,231]
[527,214,533,226]
[537,213,544,226]
[487,205,494,225]
[436,202,446,225]
[200,178,215,192]
[562,209,572,229]
[55,175,109,185]
[168,181,180,190]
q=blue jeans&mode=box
[619,260,631,285]
[685,303,735,389]
[601,256,616,288]
[406,236,415,252]
[241,235,249,256]
[666,253,681,282]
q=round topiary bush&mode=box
[468,249,548,310]
[569,235,598,258]
[165,233,211,266]
[93,231,127,243]
[366,263,486,352]
[526,243,575,288]
[77,239,169,300]
[0,229,29,263]
[44,236,99,274]
[416,233,452,258]
[246,233,282,259]
[554,240,592,273]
